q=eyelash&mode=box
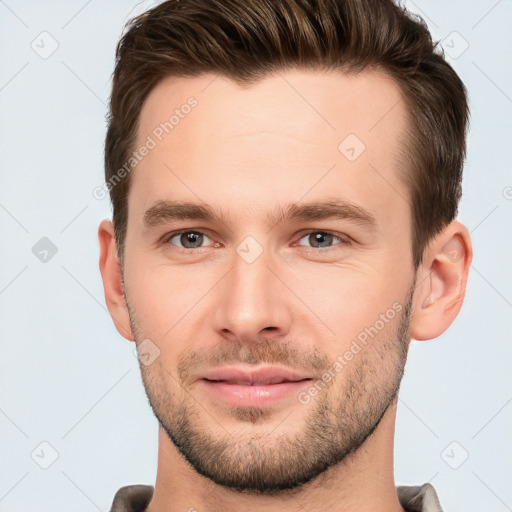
[161,229,351,251]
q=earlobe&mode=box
[98,219,135,341]
[410,220,473,341]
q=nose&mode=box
[213,245,293,343]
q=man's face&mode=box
[123,69,417,493]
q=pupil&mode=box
[182,232,202,248]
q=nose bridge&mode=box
[213,240,291,339]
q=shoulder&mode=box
[396,482,444,512]
[109,484,154,512]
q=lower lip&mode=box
[201,379,312,407]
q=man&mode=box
[98,0,472,510]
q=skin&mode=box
[98,69,472,512]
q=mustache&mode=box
[176,338,330,384]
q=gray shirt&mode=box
[109,482,443,511]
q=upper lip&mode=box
[200,366,312,385]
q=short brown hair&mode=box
[105,0,469,269]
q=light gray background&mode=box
[1,1,511,511]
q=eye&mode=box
[164,230,213,249]
[296,231,350,249]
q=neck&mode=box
[145,396,405,512]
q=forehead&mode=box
[130,68,410,233]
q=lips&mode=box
[200,366,312,386]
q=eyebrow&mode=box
[143,198,377,232]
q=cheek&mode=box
[124,260,175,338]
[289,261,402,345]
[124,253,220,340]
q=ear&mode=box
[98,219,135,341]
[410,219,473,341]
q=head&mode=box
[99,0,472,495]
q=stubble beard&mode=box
[127,288,413,495]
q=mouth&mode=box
[203,378,312,386]
[198,366,314,407]
[199,365,313,385]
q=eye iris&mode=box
[310,232,333,248]
[181,232,203,248]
